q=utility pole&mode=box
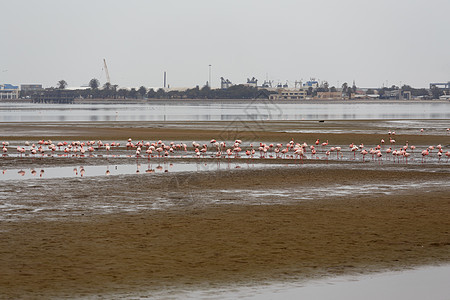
[208,64,212,88]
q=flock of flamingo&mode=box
[1,128,449,164]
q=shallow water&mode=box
[1,101,449,122]
[217,180,448,205]
[2,136,448,166]
[0,161,266,181]
[160,265,450,300]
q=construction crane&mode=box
[103,58,111,84]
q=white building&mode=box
[269,88,307,100]
[220,77,233,89]
[0,84,20,99]
[303,79,319,89]
[246,77,258,87]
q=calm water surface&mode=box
[0,101,448,122]
[173,265,450,300]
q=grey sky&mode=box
[1,0,449,89]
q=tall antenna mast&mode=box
[103,58,111,84]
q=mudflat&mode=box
[0,120,449,298]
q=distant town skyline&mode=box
[1,0,450,89]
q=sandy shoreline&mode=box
[0,120,449,298]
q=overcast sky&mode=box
[1,0,449,89]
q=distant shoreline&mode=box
[1,98,448,105]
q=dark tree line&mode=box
[22,80,273,100]
[20,78,448,100]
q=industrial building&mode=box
[383,90,412,100]
[316,91,343,99]
[20,84,43,91]
[246,77,258,87]
[32,90,75,103]
[269,88,307,100]
[303,79,319,89]
[220,77,233,89]
[429,82,450,89]
[0,84,20,99]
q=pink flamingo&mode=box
[351,145,358,159]
[386,147,392,160]
[404,152,410,164]
[329,147,335,157]
[17,147,26,156]
[200,147,207,157]
[226,148,233,159]
[369,148,376,160]
[376,150,382,163]
[258,146,264,158]
[421,149,429,163]
[274,147,280,158]
[233,146,241,158]
[294,147,304,160]
[394,150,403,163]
[361,149,368,162]
[126,141,133,150]
[321,140,329,151]
[335,146,341,159]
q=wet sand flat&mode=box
[1,194,449,298]
[1,167,449,298]
[1,119,448,146]
[0,119,449,298]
